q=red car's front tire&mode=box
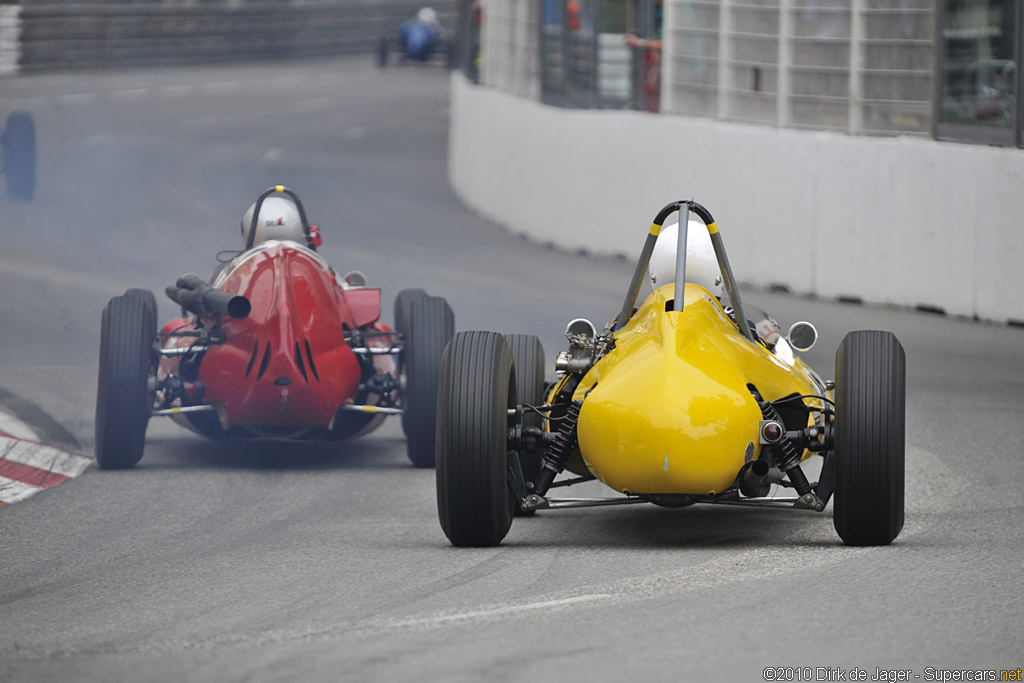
[95,294,156,469]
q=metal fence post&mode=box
[848,0,864,134]
[716,0,731,121]
[777,0,792,127]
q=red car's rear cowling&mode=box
[163,242,378,430]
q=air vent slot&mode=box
[304,340,319,381]
[256,342,272,380]
[294,342,309,383]
[244,340,259,378]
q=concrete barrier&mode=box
[449,72,1024,325]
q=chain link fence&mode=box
[477,0,935,135]
[663,0,933,135]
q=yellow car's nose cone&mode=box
[575,286,765,496]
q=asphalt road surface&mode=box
[1,58,1022,682]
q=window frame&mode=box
[933,0,1022,147]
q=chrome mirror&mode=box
[787,321,818,352]
[565,318,596,341]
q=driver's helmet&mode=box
[240,196,305,248]
[648,218,723,298]
[417,7,439,24]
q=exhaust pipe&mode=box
[166,273,251,319]
[739,459,770,498]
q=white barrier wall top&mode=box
[449,72,1024,324]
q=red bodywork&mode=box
[158,242,394,437]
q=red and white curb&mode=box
[0,431,92,507]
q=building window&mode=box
[936,0,1020,145]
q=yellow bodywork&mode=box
[558,284,826,496]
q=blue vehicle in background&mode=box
[1,111,35,201]
[377,8,455,68]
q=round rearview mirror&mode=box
[343,270,367,287]
[788,321,818,352]
[565,318,596,340]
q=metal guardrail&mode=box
[12,0,455,72]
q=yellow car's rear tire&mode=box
[436,331,516,547]
[833,330,906,546]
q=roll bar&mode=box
[244,185,315,251]
[613,200,756,344]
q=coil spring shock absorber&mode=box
[530,399,582,496]
[758,399,813,496]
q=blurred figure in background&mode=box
[624,0,663,112]
[398,7,442,61]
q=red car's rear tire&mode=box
[833,330,906,546]
[394,288,429,437]
[403,295,454,467]
[436,331,516,546]
[124,287,158,324]
[95,295,156,469]
[393,288,427,338]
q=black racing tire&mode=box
[403,295,454,467]
[124,287,158,324]
[436,331,516,546]
[393,288,427,338]
[394,287,429,437]
[95,294,157,469]
[505,333,545,516]
[833,330,906,546]
[377,36,389,67]
[2,111,36,201]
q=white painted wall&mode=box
[449,73,1024,324]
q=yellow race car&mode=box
[436,200,905,547]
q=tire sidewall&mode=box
[833,330,906,546]
[95,296,155,469]
[436,331,516,546]
[404,296,454,467]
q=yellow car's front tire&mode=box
[833,330,906,546]
[436,331,516,547]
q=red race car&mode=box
[95,186,454,469]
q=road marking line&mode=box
[0,436,91,507]
[0,259,126,295]
[2,436,91,478]
[392,594,614,627]
[111,88,148,101]
[160,84,195,98]
[290,97,329,114]
[0,474,42,504]
[0,411,39,441]
[59,92,98,105]
[203,80,240,94]
[0,460,69,488]
[1,96,47,108]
